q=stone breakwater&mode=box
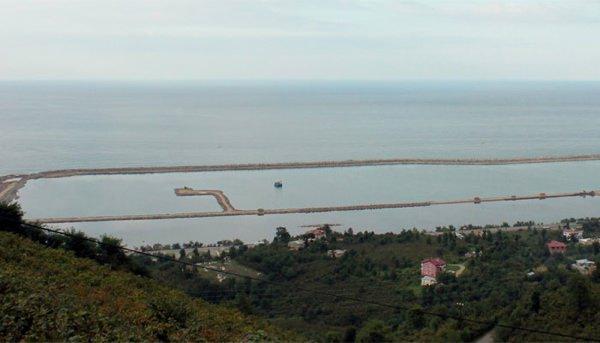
[174,188,236,212]
[0,177,26,204]
[2,153,600,203]
[18,154,600,179]
[31,190,598,224]
[0,154,600,206]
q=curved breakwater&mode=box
[3,153,600,204]
[20,154,600,179]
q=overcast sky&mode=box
[1,0,599,80]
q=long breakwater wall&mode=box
[31,190,599,224]
[3,154,600,204]
[19,154,600,180]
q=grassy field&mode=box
[196,259,263,283]
[446,263,466,276]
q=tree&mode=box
[530,290,541,313]
[273,227,291,244]
[98,235,127,268]
[406,306,426,330]
[64,229,96,258]
[343,327,357,342]
[591,267,600,283]
[356,320,390,343]
[236,293,253,314]
[326,331,342,342]
[0,201,23,233]
[568,275,590,311]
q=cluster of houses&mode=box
[288,227,327,251]
[562,228,584,240]
[562,226,600,245]
[420,235,597,286]
[541,239,597,275]
[287,227,346,258]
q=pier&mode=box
[174,188,236,212]
[31,189,599,224]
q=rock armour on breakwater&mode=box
[31,189,599,224]
[3,153,600,204]
[174,188,236,212]
[17,154,600,180]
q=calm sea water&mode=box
[2,81,600,245]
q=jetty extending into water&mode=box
[2,153,600,204]
[174,188,236,212]
[31,189,598,224]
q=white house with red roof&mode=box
[546,240,567,254]
[306,228,326,240]
[420,258,446,286]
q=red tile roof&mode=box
[422,258,446,267]
[547,240,566,248]
[307,228,326,236]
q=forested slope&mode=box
[0,231,292,342]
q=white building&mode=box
[572,259,597,275]
[328,249,346,258]
[563,229,584,240]
[579,238,600,246]
[421,276,437,286]
[288,240,305,251]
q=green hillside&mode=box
[0,230,292,342]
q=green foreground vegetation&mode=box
[2,201,600,341]
[143,223,600,342]
[0,203,293,341]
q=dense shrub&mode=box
[0,231,293,341]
